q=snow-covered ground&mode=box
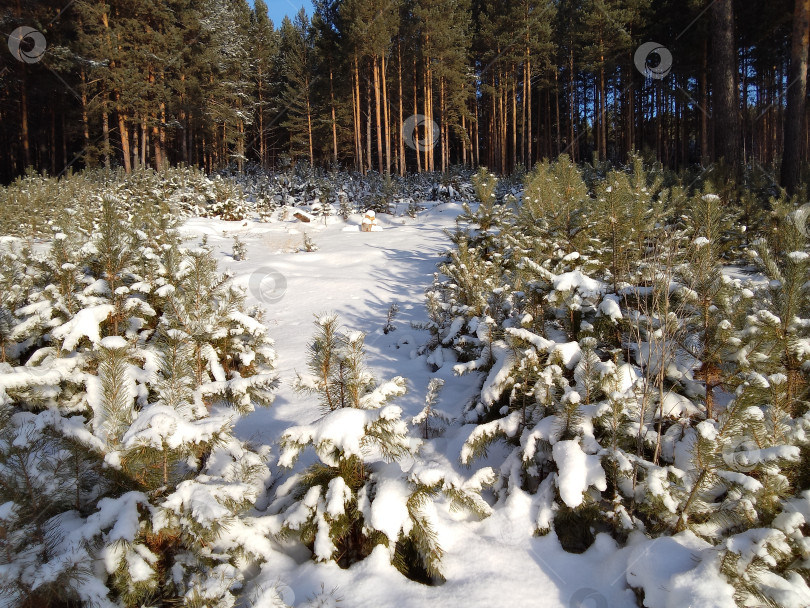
[175,204,658,608]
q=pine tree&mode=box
[160,246,278,414]
[673,190,743,419]
[280,11,317,166]
[252,0,281,169]
[412,378,451,438]
[520,155,593,258]
[277,314,492,580]
[592,155,662,290]
[89,336,137,448]
[201,0,257,171]
[0,193,282,605]
[743,202,810,414]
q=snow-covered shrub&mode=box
[232,234,248,261]
[412,378,451,439]
[383,303,399,335]
[421,156,810,600]
[0,194,280,606]
[275,314,492,582]
[302,233,319,252]
[470,167,498,231]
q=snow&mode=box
[325,477,351,517]
[278,405,408,468]
[7,192,798,608]
[368,469,413,544]
[598,296,623,324]
[479,342,515,406]
[314,509,337,560]
[505,327,554,351]
[552,270,607,299]
[99,336,128,349]
[120,405,227,450]
[658,391,701,418]
[551,440,607,508]
[550,341,582,369]
[359,377,407,409]
[625,532,736,608]
[51,304,115,350]
[182,205,646,606]
[615,363,640,393]
[160,478,253,526]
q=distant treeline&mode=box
[1,1,809,191]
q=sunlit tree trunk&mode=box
[782,0,810,193]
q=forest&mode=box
[3,2,810,607]
[2,0,809,190]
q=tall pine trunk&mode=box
[257,68,265,168]
[374,55,384,174]
[366,75,372,174]
[526,51,532,168]
[700,40,710,164]
[353,55,364,174]
[382,55,391,175]
[599,50,607,161]
[555,71,561,156]
[305,73,314,167]
[118,108,130,173]
[81,68,91,160]
[424,50,434,172]
[512,73,518,172]
[781,0,810,193]
[398,42,405,176]
[102,99,111,170]
[103,9,130,173]
[329,66,338,165]
[568,46,576,161]
[15,1,30,169]
[414,57,421,173]
[712,0,740,172]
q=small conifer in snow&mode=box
[276,314,493,581]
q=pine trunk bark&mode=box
[305,73,314,166]
[18,65,30,170]
[569,47,576,161]
[414,58,421,173]
[353,55,364,174]
[329,66,338,165]
[81,68,91,158]
[555,71,561,155]
[103,10,130,172]
[781,0,810,193]
[527,52,532,168]
[159,98,167,169]
[373,55,384,174]
[712,0,740,172]
[512,73,518,171]
[382,55,391,175]
[440,76,447,172]
[366,74,372,173]
[424,51,434,172]
[398,43,405,176]
[599,52,607,161]
[141,115,147,168]
[700,40,710,164]
[118,109,130,173]
[102,102,111,170]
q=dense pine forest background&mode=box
[2,0,810,190]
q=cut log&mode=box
[293,210,314,223]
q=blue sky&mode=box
[261,0,314,26]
